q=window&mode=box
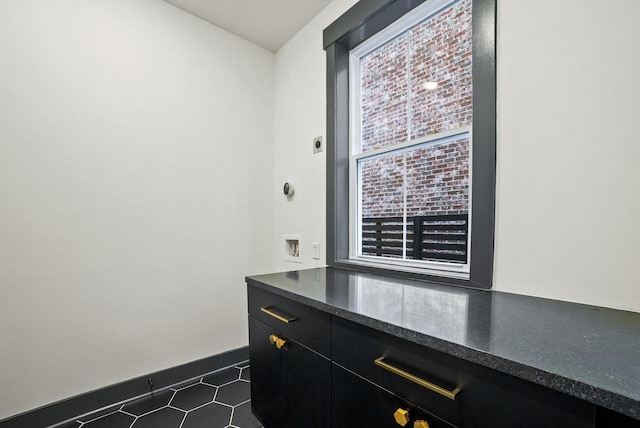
[350,0,473,278]
[324,0,496,288]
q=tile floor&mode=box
[57,362,261,428]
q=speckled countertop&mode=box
[246,267,640,420]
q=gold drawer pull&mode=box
[260,306,296,324]
[374,357,460,400]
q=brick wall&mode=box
[409,0,473,140]
[405,136,469,217]
[360,0,472,221]
[361,36,408,151]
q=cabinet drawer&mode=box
[332,316,593,428]
[248,285,331,357]
[333,364,455,428]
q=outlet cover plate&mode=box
[312,242,321,260]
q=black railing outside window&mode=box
[361,214,468,263]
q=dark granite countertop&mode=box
[246,267,640,420]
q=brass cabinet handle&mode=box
[375,357,460,400]
[260,306,296,324]
[269,334,287,349]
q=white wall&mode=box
[492,0,640,310]
[273,0,640,312]
[0,0,274,420]
[272,0,358,272]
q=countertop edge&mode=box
[245,276,640,420]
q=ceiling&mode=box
[163,0,334,52]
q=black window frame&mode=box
[324,0,496,289]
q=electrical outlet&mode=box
[313,136,324,154]
[312,242,321,260]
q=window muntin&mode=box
[349,0,473,277]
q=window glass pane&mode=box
[360,35,408,152]
[359,153,405,258]
[405,135,469,263]
[358,134,469,265]
[409,0,473,139]
[358,0,472,152]
[405,136,469,217]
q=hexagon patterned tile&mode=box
[57,363,261,428]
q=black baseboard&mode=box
[0,347,249,428]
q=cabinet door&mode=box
[332,364,456,428]
[249,316,330,428]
